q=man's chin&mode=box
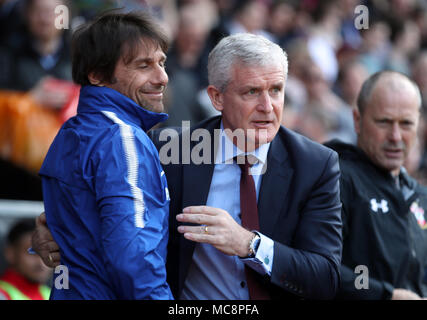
[379,159,403,174]
[140,102,164,113]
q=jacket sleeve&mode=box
[93,127,172,300]
[270,151,343,299]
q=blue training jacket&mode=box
[39,85,173,300]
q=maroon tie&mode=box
[238,156,270,300]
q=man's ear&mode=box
[353,108,361,134]
[207,85,224,112]
[88,72,105,87]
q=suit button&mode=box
[240,281,246,288]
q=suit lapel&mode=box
[181,118,220,207]
[258,131,293,237]
[179,117,221,293]
[182,163,214,207]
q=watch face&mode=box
[250,235,261,254]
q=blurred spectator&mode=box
[71,0,117,19]
[335,59,369,109]
[386,20,420,75]
[413,4,427,49]
[285,38,311,110]
[130,0,178,40]
[0,0,72,108]
[223,0,271,38]
[199,0,271,88]
[293,106,336,143]
[337,0,363,49]
[0,0,78,173]
[306,0,342,83]
[0,219,51,300]
[163,0,216,127]
[357,19,391,74]
[300,62,356,143]
[412,51,427,109]
[266,0,298,47]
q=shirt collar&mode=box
[215,121,271,165]
[77,85,168,132]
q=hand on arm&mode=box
[177,206,254,257]
[31,212,61,268]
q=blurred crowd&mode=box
[0,0,427,301]
[0,0,427,182]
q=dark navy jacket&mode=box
[151,116,343,299]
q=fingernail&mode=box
[183,207,190,213]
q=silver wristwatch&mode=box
[247,233,261,258]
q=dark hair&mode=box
[71,10,169,86]
[7,219,35,246]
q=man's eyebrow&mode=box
[241,81,284,90]
[272,81,284,87]
[133,57,153,64]
[133,55,167,64]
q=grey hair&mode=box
[207,33,288,92]
[357,70,422,114]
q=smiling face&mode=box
[208,62,285,151]
[96,39,168,113]
[354,75,420,176]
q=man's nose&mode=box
[257,92,273,112]
[153,64,168,86]
[389,123,402,142]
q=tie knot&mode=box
[236,155,258,173]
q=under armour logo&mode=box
[370,199,389,213]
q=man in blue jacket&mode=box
[38,11,173,299]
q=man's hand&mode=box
[29,77,69,109]
[176,206,254,257]
[391,288,422,300]
[32,212,61,268]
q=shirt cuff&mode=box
[241,232,274,276]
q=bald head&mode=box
[357,71,422,114]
